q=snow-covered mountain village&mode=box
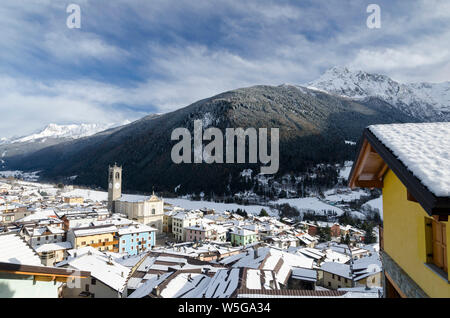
[0,161,383,298]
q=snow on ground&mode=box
[63,190,348,218]
[362,196,383,220]
[165,198,276,216]
[339,161,353,180]
[0,170,40,181]
[64,188,108,202]
[349,211,366,219]
[324,189,367,203]
[270,197,345,216]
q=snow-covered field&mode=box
[339,161,354,180]
[33,183,378,221]
[362,197,383,220]
[324,189,367,203]
[165,198,277,217]
[0,170,40,181]
[63,188,108,202]
[270,197,345,216]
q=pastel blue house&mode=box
[117,224,157,255]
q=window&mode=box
[338,276,341,282]
[426,218,448,273]
[152,209,155,215]
[91,278,96,285]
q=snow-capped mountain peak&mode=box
[10,123,122,144]
[306,67,450,121]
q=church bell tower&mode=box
[108,164,122,212]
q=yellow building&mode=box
[68,225,118,253]
[63,196,84,204]
[349,123,449,298]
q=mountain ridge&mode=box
[306,66,450,121]
[3,84,419,195]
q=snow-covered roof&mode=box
[30,226,65,236]
[159,272,211,298]
[369,122,450,197]
[291,267,317,282]
[118,224,157,235]
[202,268,240,298]
[0,233,42,266]
[116,194,150,203]
[66,253,130,293]
[298,248,325,260]
[72,225,117,237]
[246,269,280,290]
[320,262,352,279]
[34,241,72,253]
[231,228,257,236]
[128,272,172,298]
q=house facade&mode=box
[230,229,257,246]
[172,212,202,242]
[68,225,118,253]
[117,224,157,255]
[349,123,450,298]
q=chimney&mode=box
[152,285,160,297]
[269,279,275,289]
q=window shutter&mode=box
[432,220,447,272]
[443,224,447,273]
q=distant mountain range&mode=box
[9,123,124,144]
[306,66,450,121]
[1,67,448,195]
[0,123,127,168]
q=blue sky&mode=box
[1,0,449,137]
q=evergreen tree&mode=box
[364,224,376,244]
[344,233,351,245]
[259,209,269,217]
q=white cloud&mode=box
[0,0,450,138]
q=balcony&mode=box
[90,240,119,248]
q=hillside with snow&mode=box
[305,67,450,121]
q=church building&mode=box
[107,164,164,232]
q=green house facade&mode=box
[230,229,257,246]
